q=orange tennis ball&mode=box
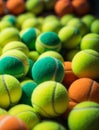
[6,0,25,15]
[62,61,78,89]
[0,115,28,130]
[0,0,5,16]
[72,0,90,16]
[54,0,74,17]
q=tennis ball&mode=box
[9,104,40,130]
[0,27,20,48]
[43,15,58,23]
[42,20,62,33]
[91,19,99,34]
[43,0,56,10]
[6,0,25,15]
[38,51,64,63]
[0,115,28,130]
[60,14,75,26]
[21,18,41,30]
[0,0,5,16]
[31,80,69,118]
[0,74,22,109]
[19,80,37,106]
[62,61,78,88]
[68,78,99,112]
[33,120,66,130]
[54,0,74,17]
[65,49,80,61]
[58,26,81,49]
[2,41,29,56]
[81,14,96,30]
[0,107,8,115]
[16,12,35,29]
[0,49,29,78]
[67,18,89,36]
[1,14,17,26]
[29,51,40,61]
[26,58,35,78]
[72,49,99,79]
[35,31,61,54]
[80,33,99,52]
[26,0,44,15]
[32,57,64,84]
[0,21,13,31]
[20,27,40,50]
[68,101,99,130]
[72,0,90,16]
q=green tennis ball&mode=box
[26,58,35,78]
[60,14,75,26]
[91,19,99,34]
[26,0,44,15]
[32,56,64,84]
[19,80,37,106]
[1,14,16,26]
[8,104,40,130]
[67,18,89,36]
[31,80,69,118]
[20,27,40,50]
[42,20,62,33]
[68,101,99,130]
[0,21,13,31]
[0,107,8,115]
[0,28,20,48]
[0,50,29,78]
[0,74,22,109]
[16,12,35,29]
[80,33,99,52]
[2,41,29,56]
[38,50,64,62]
[35,32,61,54]
[58,26,81,49]
[72,49,99,79]
[81,14,96,30]
[43,15,58,23]
[33,120,66,130]
[21,18,41,30]
[29,51,40,61]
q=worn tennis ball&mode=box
[91,19,99,34]
[38,50,64,62]
[35,31,61,54]
[8,104,40,130]
[68,101,99,130]
[58,26,81,49]
[31,80,69,118]
[0,49,29,78]
[0,74,22,109]
[0,115,28,130]
[32,56,64,84]
[2,41,29,56]
[20,27,40,50]
[0,27,20,48]
[72,49,99,79]
[33,120,67,130]
[80,33,99,52]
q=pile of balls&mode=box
[0,0,99,130]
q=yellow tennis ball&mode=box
[2,41,29,56]
[0,27,20,48]
[0,74,22,109]
[8,104,40,130]
[0,49,29,78]
[33,120,67,130]
[31,81,69,118]
[0,107,8,115]
[29,51,40,61]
